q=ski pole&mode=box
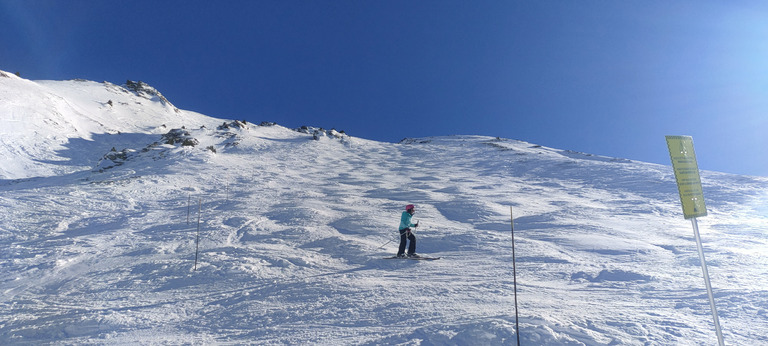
[379,220,420,249]
[377,235,399,249]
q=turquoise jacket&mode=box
[399,211,416,231]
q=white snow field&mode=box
[1,71,767,345]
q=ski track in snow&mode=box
[1,74,767,345]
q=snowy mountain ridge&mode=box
[1,72,767,344]
[0,71,215,180]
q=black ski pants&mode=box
[398,228,416,256]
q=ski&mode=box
[383,256,441,260]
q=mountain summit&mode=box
[0,71,218,179]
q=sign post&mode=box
[666,136,707,219]
[665,135,724,346]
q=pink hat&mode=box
[405,204,415,211]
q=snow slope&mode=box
[1,72,767,345]
[0,71,218,180]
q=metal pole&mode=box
[511,207,521,346]
[691,217,725,346]
[377,236,398,249]
[194,199,202,271]
[380,219,419,249]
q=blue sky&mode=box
[1,1,767,176]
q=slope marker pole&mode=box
[225,173,230,202]
[510,207,521,346]
[194,198,202,271]
[691,217,725,346]
[666,136,723,345]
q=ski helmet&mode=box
[405,204,415,211]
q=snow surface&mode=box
[1,71,767,345]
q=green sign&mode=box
[666,136,707,219]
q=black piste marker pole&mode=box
[511,207,521,346]
[194,199,201,271]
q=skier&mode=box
[397,204,420,258]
